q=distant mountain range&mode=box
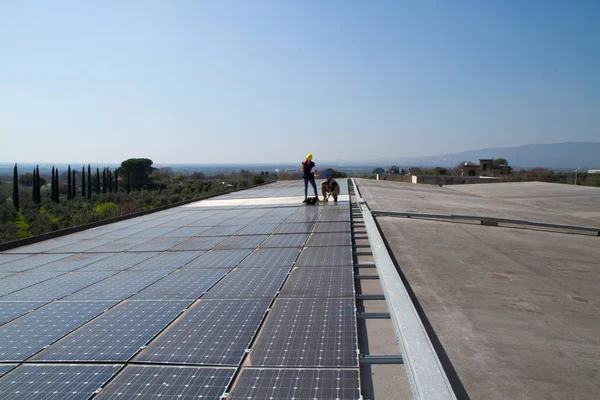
[366,142,600,170]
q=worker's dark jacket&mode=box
[302,161,315,179]
[322,178,340,194]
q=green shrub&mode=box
[94,202,120,219]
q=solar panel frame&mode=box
[134,299,269,366]
[130,268,227,300]
[250,298,358,367]
[228,368,361,400]
[260,233,308,248]
[0,254,31,266]
[295,246,353,267]
[169,236,227,251]
[0,364,122,400]
[93,365,235,400]
[83,238,151,253]
[4,238,80,254]
[0,364,17,377]
[215,235,269,250]
[181,249,253,269]
[197,225,244,236]
[279,267,355,298]
[161,225,213,237]
[236,248,301,268]
[305,232,352,247]
[32,300,190,362]
[203,267,289,299]
[0,300,117,362]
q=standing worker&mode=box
[321,172,340,202]
[302,153,319,203]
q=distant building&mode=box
[461,159,512,177]
[588,169,600,174]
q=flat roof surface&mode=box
[0,181,376,400]
[356,179,600,399]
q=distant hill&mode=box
[368,142,600,170]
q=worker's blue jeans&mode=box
[304,177,318,199]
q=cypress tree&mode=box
[54,168,60,203]
[51,166,55,202]
[114,169,118,193]
[102,168,107,194]
[127,172,131,193]
[32,168,37,204]
[96,167,100,195]
[35,166,41,204]
[67,165,72,200]
[12,163,19,211]
[107,169,112,193]
[87,165,92,199]
[72,169,77,198]
[81,166,86,197]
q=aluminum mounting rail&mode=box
[350,179,457,400]
[372,210,600,236]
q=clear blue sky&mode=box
[1,0,598,164]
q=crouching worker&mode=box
[321,172,340,202]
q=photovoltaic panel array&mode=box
[128,237,188,252]
[295,246,352,267]
[0,270,116,301]
[5,238,80,254]
[0,301,117,361]
[65,270,170,300]
[203,267,289,299]
[0,253,71,273]
[29,253,113,273]
[33,300,190,362]
[229,368,361,400]
[0,271,62,297]
[260,233,308,248]
[279,267,354,298]
[182,249,252,269]
[0,253,31,265]
[94,365,235,400]
[312,221,351,233]
[47,239,115,253]
[215,235,269,250]
[128,251,204,271]
[0,301,48,326]
[130,268,226,300]
[135,299,269,366]
[250,298,358,367]
[237,248,301,268]
[305,232,352,247]
[77,252,158,272]
[0,364,16,377]
[273,222,314,234]
[170,236,226,251]
[0,364,121,400]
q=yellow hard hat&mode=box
[306,153,313,161]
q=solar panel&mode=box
[32,300,190,362]
[128,251,204,271]
[0,364,121,400]
[47,239,115,253]
[28,253,113,273]
[170,236,227,251]
[216,235,269,250]
[235,223,280,235]
[203,267,289,299]
[5,238,80,254]
[130,269,227,300]
[0,301,48,326]
[1,270,116,301]
[0,254,31,266]
[135,299,269,365]
[77,252,159,272]
[123,227,180,239]
[182,249,253,269]
[237,248,301,268]
[0,273,12,279]
[128,237,188,252]
[65,270,171,300]
[295,246,352,267]
[318,210,351,222]
[161,226,213,237]
[93,228,143,240]
[250,298,358,367]
[84,238,151,253]
[273,222,314,234]
[0,271,63,297]
[0,253,71,273]
[312,221,351,233]
[94,365,235,400]
[305,232,352,247]
[0,364,16,377]
[198,225,244,237]
[260,233,308,248]
[280,267,354,298]
[251,214,288,224]
[284,209,322,223]
[0,301,116,361]
[228,368,361,400]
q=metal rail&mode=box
[372,210,600,236]
[351,179,457,400]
